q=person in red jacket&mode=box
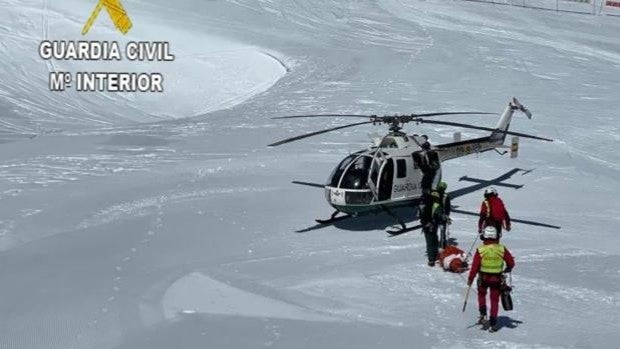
[438,245,468,273]
[478,187,511,238]
[467,226,515,332]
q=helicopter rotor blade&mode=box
[413,112,496,118]
[492,129,554,142]
[271,114,372,120]
[271,112,494,120]
[268,120,375,147]
[416,119,553,142]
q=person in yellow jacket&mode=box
[467,226,515,332]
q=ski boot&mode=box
[477,315,489,327]
[477,307,489,328]
[488,317,499,332]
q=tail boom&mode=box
[436,97,537,161]
[490,97,531,143]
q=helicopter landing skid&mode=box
[315,211,351,225]
[381,205,408,234]
[387,224,423,236]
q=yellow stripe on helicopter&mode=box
[82,0,133,35]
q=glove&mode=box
[504,267,512,274]
[506,226,511,232]
[467,279,473,286]
[447,217,453,225]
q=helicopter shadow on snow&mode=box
[315,206,421,233]
[295,168,560,235]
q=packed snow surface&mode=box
[0,0,619,348]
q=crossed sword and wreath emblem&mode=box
[82,0,133,35]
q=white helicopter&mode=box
[270,97,554,234]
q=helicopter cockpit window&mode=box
[340,155,373,189]
[396,159,407,178]
[328,154,356,187]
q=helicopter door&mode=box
[367,152,384,200]
[377,159,394,201]
[391,157,418,199]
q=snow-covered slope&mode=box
[0,0,619,348]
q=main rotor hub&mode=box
[370,114,421,132]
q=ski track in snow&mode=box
[77,186,278,229]
[517,248,603,263]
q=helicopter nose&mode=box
[327,188,346,206]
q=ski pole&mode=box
[465,233,479,261]
[462,283,472,312]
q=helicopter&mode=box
[269,97,554,234]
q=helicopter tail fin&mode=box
[490,97,532,144]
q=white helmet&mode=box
[483,226,498,240]
[484,187,498,197]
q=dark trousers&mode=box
[421,171,436,194]
[439,224,448,249]
[423,225,439,263]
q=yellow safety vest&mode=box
[478,244,505,274]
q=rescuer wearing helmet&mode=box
[478,187,511,238]
[467,226,515,332]
[420,190,447,266]
[417,138,440,196]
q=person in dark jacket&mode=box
[417,140,440,196]
[420,191,447,266]
[467,226,515,332]
[478,187,511,238]
[436,181,451,248]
